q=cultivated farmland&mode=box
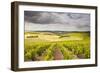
[24,31,90,61]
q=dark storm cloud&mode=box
[24,11,90,31]
[24,11,41,23]
[25,11,70,24]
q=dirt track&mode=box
[54,48,64,60]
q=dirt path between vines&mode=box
[54,48,64,60]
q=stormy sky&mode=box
[24,11,90,31]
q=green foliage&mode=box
[24,32,90,61]
[42,43,55,60]
[57,43,77,59]
[63,41,90,58]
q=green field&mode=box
[24,31,90,61]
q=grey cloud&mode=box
[24,11,90,31]
[24,11,71,24]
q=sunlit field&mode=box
[24,31,90,61]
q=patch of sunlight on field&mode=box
[25,32,83,42]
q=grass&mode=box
[24,31,90,61]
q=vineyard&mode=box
[24,32,90,61]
